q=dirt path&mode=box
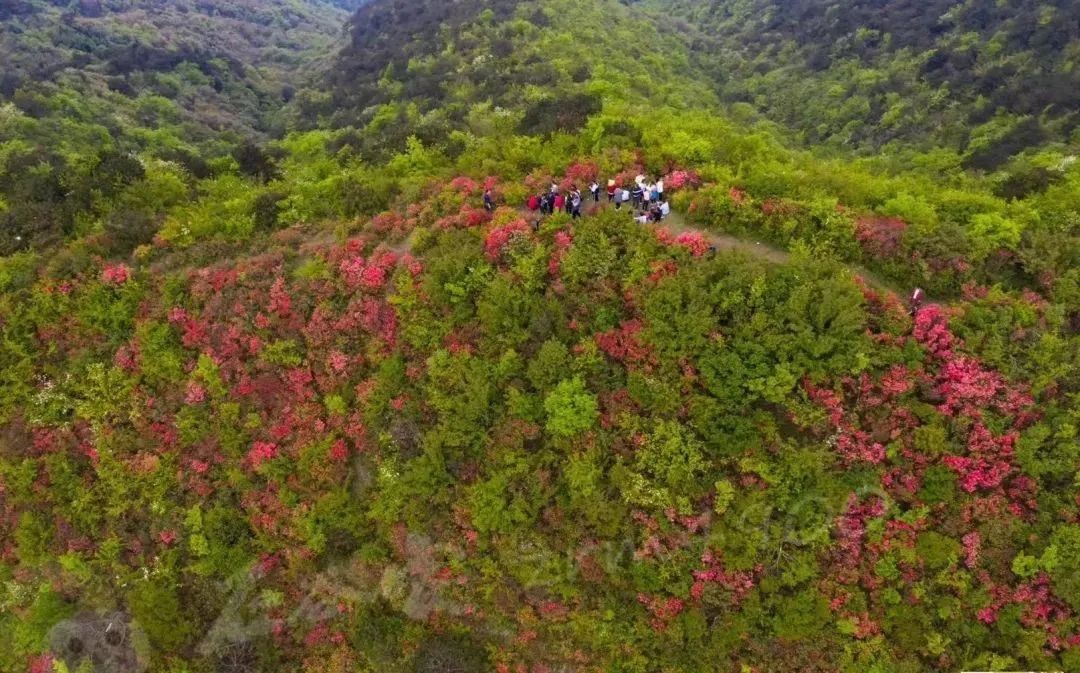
[653,208,906,296]
[659,210,792,265]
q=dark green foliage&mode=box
[635,0,1080,165]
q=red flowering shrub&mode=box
[247,441,279,468]
[564,161,599,185]
[662,170,701,191]
[101,263,132,285]
[268,277,292,317]
[912,305,956,358]
[449,176,480,195]
[855,216,907,258]
[484,219,531,262]
[595,320,654,366]
[671,231,710,257]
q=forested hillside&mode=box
[1,0,353,137]
[1,1,1078,673]
[0,0,352,254]
[635,0,1080,169]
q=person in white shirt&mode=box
[660,201,670,218]
[656,179,664,203]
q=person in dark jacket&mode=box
[631,184,644,209]
[483,189,495,212]
[571,190,583,219]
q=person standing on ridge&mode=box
[909,288,924,315]
[483,188,495,212]
[589,181,600,203]
[571,189,583,219]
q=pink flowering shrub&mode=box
[595,320,654,367]
[185,381,207,405]
[247,441,279,469]
[564,161,599,185]
[101,263,132,285]
[484,219,531,262]
[662,170,701,191]
[671,231,710,257]
[449,176,480,195]
[855,216,907,258]
[962,531,981,568]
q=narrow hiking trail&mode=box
[658,209,791,265]
[580,201,909,299]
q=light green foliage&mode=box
[543,377,599,438]
[635,420,707,492]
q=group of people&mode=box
[607,175,668,223]
[527,183,590,219]
[519,174,672,224]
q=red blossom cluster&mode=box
[833,494,887,580]
[941,424,1017,493]
[247,441,279,469]
[803,379,891,466]
[338,250,397,291]
[637,593,685,631]
[101,263,132,285]
[962,531,981,568]
[690,550,761,603]
[855,216,907,258]
[564,161,599,186]
[184,381,207,405]
[268,277,293,317]
[976,572,1072,641]
[595,320,654,367]
[548,229,572,276]
[484,219,531,262]
[912,305,956,358]
[448,176,480,195]
[662,170,701,191]
[671,231,710,257]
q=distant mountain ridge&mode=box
[0,0,353,139]
[633,0,1080,167]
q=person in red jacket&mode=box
[553,192,565,212]
[607,180,617,202]
[527,194,540,211]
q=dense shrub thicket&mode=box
[0,1,1078,672]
